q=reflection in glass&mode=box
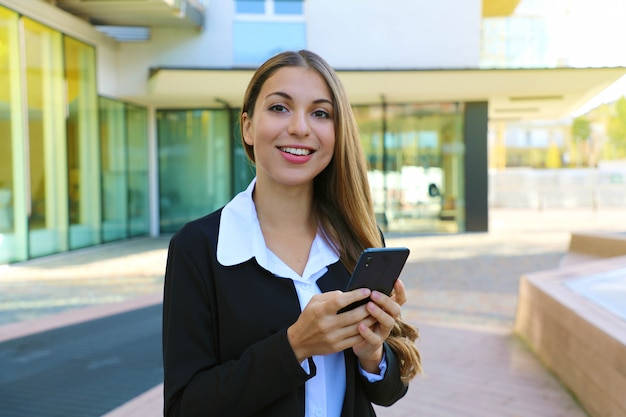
[127,104,149,237]
[99,97,128,241]
[0,6,27,263]
[233,22,306,65]
[99,98,149,241]
[23,17,68,258]
[158,109,232,233]
[235,0,265,14]
[231,108,256,194]
[353,102,465,233]
[274,0,303,14]
[0,9,14,234]
[65,36,100,249]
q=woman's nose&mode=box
[288,111,310,137]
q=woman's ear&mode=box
[241,112,254,146]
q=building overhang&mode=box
[54,0,205,29]
[146,66,626,121]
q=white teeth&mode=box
[281,147,311,156]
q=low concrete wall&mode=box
[489,167,626,210]
[559,231,626,266]
[515,254,626,417]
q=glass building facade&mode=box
[99,97,150,242]
[155,101,467,236]
[0,3,484,264]
[0,6,149,264]
[157,108,248,233]
[353,102,465,233]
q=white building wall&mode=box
[113,0,235,99]
[3,0,483,101]
[307,0,481,69]
[97,45,120,98]
[112,0,482,99]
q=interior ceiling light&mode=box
[94,25,150,42]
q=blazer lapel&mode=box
[316,260,350,292]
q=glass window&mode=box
[157,109,232,233]
[64,36,100,249]
[0,6,27,263]
[126,104,149,237]
[231,108,256,193]
[353,102,465,233]
[274,0,303,15]
[233,21,306,65]
[236,0,303,15]
[0,8,15,236]
[23,17,69,258]
[99,97,128,242]
[99,98,149,241]
[236,0,265,14]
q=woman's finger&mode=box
[392,279,407,306]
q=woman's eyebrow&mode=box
[314,98,334,106]
[265,91,333,106]
[265,91,292,101]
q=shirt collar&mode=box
[217,178,339,278]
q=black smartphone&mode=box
[338,247,410,313]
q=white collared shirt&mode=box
[217,178,385,417]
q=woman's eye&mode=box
[313,110,330,119]
[270,104,288,112]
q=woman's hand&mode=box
[287,289,376,363]
[352,279,407,373]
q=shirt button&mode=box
[315,409,324,417]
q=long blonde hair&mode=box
[241,50,421,382]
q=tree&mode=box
[571,116,591,166]
[607,96,626,159]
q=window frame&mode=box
[234,0,304,21]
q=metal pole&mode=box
[381,94,388,229]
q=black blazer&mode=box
[162,209,408,417]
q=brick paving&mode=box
[1,208,624,416]
[0,305,163,417]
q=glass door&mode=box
[354,102,465,233]
[0,6,27,263]
[23,17,68,258]
[157,109,232,233]
[127,104,149,237]
[99,97,128,242]
[64,36,100,249]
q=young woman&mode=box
[162,50,421,417]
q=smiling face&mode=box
[241,66,336,190]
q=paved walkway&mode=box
[1,208,625,416]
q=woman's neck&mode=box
[253,178,318,275]
[255,182,315,230]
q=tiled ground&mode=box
[1,208,624,416]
